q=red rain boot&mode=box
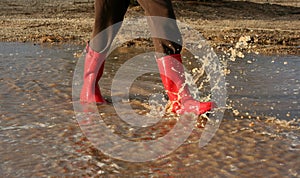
[156,54,213,115]
[80,44,107,104]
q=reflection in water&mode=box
[0,43,299,177]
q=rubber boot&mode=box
[156,54,213,115]
[80,44,107,104]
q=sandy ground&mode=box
[0,0,299,55]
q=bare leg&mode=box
[90,0,130,53]
[137,0,182,56]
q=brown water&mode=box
[0,42,299,177]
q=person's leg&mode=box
[138,0,213,115]
[137,0,182,55]
[90,0,130,53]
[80,0,130,103]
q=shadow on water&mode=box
[0,42,299,177]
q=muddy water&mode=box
[0,42,299,177]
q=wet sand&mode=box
[0,0,300,54]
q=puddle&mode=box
[0,42,299,177]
